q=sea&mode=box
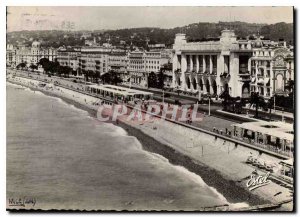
[7,82,234,210]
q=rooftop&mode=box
[233,121,294,142]
[88,84,153,97]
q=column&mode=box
[181,54,187,90]
[248,58,252,74]
[203,55,206,73]
[210,55,213,74]
[190,55,193,72]
[254,132,258,144]
[196,76,200,91]
[189,75,193,90]
[181,54,187,72]
[196,55,199,73]
[172,54,178,88]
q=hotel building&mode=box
[172,30,253,97]
[6,41,57,68]
[172,30,294,99]
[78,47,110,78]
[128,50,170,87]
[108,49,128,79]
[56,47,81,73]
[249,41,294,99]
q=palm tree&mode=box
[17,62,26,70]
[148,72,158,88]
[29,64,38,72]
[285,79,294,93]
[220,88,231,111]
[249,92,266,118]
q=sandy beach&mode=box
[7,75,293,211]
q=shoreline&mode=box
[6,79,273,209]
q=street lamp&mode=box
[197,91,202,105]
[208,94,211,116]
[162,88,165,105]
[273,92,276,113]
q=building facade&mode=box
[128,50,170,87]
[249,43,294,99]
[172,30,294,99]
[6,44,16,67]
[108,49,128,79]
[78,47,111,79]
[6,41,57,68]
[172,30,253,97]
[56,47,81,73]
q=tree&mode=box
[38,58,50,69]
[100,70,123,85]
[85,70,94,82]
[29,64,38,72]
[148,71,158,88]
[39,59,60,76]
[285,79,294,93]
[249,92,266,118]
[219,87,231,111]
[59,65,72,77]
[17,62,26,70]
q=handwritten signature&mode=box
[246,172,271,191]
[8,197,36,207]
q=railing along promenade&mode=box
[11,70,291,160]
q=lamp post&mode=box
[197,91,202,105]
[273,93,276,113]
[208,94,211,116]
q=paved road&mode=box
[10,69,293,126]
[122,83,294,124]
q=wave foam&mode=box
[229,202,249,209]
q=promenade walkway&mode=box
[9,70,292,160]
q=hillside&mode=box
[7,21,293,48]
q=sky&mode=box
[7,6,293,32]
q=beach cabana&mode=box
[232,121,294,157]
[86,84,153,102]
[279,159,294,182]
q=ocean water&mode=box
[7,83,230,211]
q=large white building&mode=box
[172,30,294,99]
[172,30,253,97]
[6,41,57,68]
[57,47,81,73]
[128,50,170,87]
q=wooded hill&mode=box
[7,21,293,48]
